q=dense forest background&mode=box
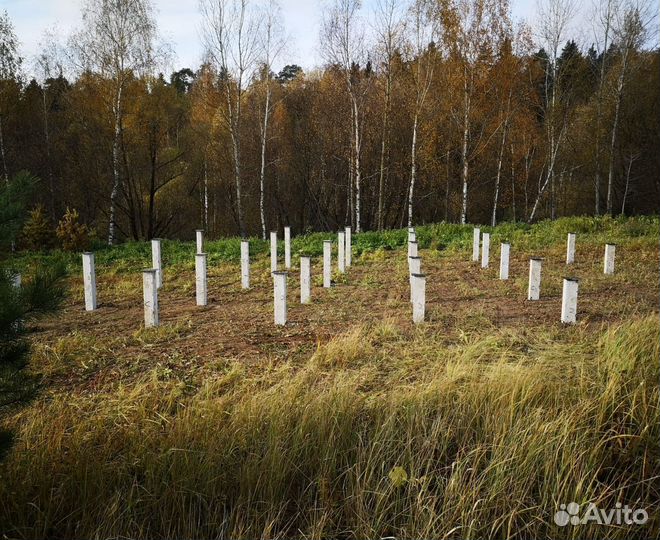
[0,0,658,245]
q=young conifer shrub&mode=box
[20,205,54,251]
[56,208,92,252]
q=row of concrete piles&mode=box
[80,226,355,328]
[272,226,352,325]
[471,227,617,324]
[79,225,617,328]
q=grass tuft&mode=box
[0,316,657,539]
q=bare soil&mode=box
[29,243,659,394]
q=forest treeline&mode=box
[0,0,658,244]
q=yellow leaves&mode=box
[388,465,408,488]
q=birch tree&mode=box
[490,24,531,225]
[491,89,511,226]
[405,0,438,227]
[200,0,261,237]
[620,151,639,214]
[528,0,577,222]
[35,30,65,220]
[71,0,162,244]
[590,0,618,215]
[257,0,285,239]
[439,0,509,224]
[373,0,406,229]
[321,0,367,231]
[605,3,649,214]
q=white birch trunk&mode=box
[606,56,627,215]
[460,71,471,225]
[408,113,419,228]
[0,115,8,184]
[352,96,362,232]
[259,84,270,240]
[492,99,510,227]
[108,85,123,245]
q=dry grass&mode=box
[0,218,658,539]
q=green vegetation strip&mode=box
[8,215,660,274]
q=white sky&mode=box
[2,0,587,78]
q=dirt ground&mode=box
[29,241,659,394]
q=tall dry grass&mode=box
[0,315,658,539]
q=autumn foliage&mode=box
[0,1,657,247]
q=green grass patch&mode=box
[5,215,658,275]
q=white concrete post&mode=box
[499,243,510,280]
[196,229,204,254]
[82,252,97,311]
[10,272,22,331]
[408,228,417,258]
[410,241,419,257]
[481,233,490,268]
[528,258,542,301]
[195,253,207,306]
[411,273,426,324]
[323,240,332,288]
[408,241,419,268]
[566,232,576,264]
[338,231,346,273]
[345,226,352,267]
[604,243,616,274]
[284,226,291,269]
[270,231,278,273]
[240,240,250,289]
[300,256,311,304]
[472,227,480,262]
[561,277,579,324]
[273,271,287,325]
[408,228,416,245]
[151,239,162,288]
[409,256,421,302]
[142,269,159,328]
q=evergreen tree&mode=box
[0,171,37,251]
[0,172,66,460]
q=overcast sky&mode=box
[4,0,585,77]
